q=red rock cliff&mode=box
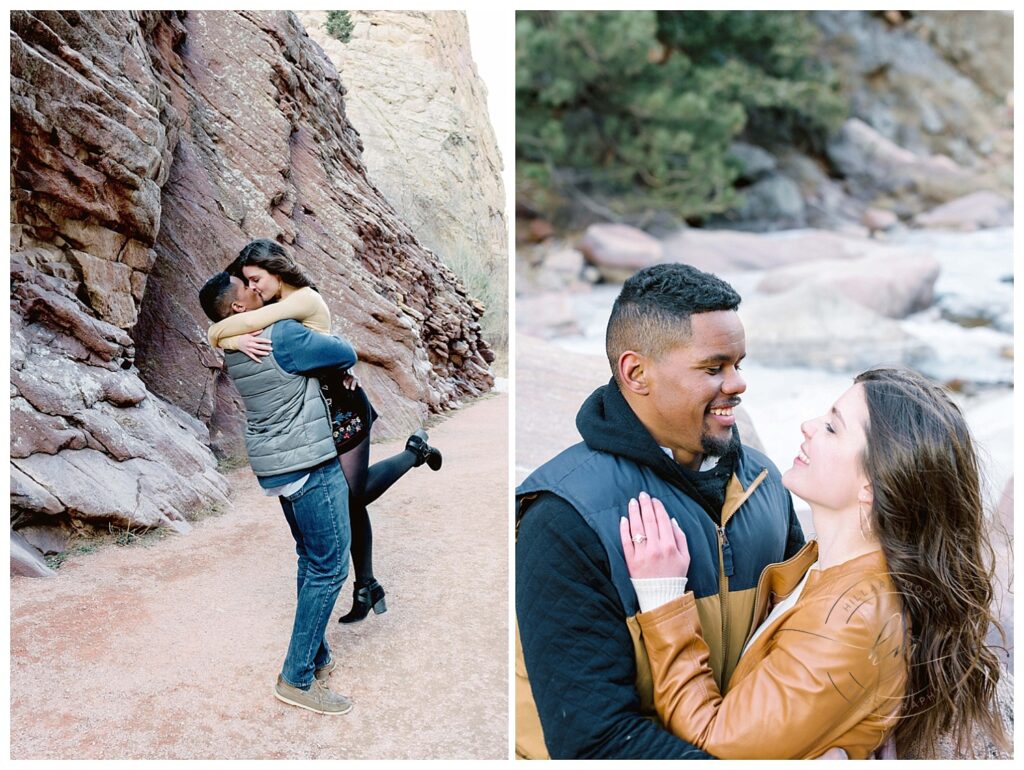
[10,10,495,561]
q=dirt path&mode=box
[10,394,509,760]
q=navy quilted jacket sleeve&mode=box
[516,493,712,759]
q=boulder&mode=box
[10,465,65,523]
[660,227,874,274]
[577,223,663,282]
[10,261,232,538]
[733,174,806,230]
[12,449,199,534]
[11,531,55,578]
[826,118,921,183]
[757,252,940,319]
[862,208,899,235]
[17,525,71,556]
[729,142,777,181]
[740,284,932,372]
[826,118,988,210]
[515,293,582,340]
[531,247,586,292]
[914,190,1013,231]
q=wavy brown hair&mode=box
[855,367,1007,757]
[227,238,318,293]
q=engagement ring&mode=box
[631,533,647,543]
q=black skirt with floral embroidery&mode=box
[319,370,378,454]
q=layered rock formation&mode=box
[298,10,507,340]
[10,10,494,566]
[817,11,1012,171]
[788,10,1012,229]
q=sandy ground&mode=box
[10,393,509,760]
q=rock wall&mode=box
[297,11,506,285]
[816,11,1012,170]
[725,10,1013,232]
[10,10,494,562]
[806,10,1012,227]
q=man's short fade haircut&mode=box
[605,263,741,377]
[198,271,238,322]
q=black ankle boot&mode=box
[406,429,442,471]
[338,579,387,624]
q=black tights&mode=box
[338,434,417,586]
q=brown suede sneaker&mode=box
[273,676,353,715]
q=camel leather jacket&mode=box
[636,541,907,759]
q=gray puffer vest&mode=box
[223,322,336,477]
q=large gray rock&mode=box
[516,239,593,296]
[757,252,940,319]
[17,525,71,556]
[661,227,873,273]
[778,152,866,231]
[734,175,806,230]
[10,256,231,539]
[536,248,587,292]
[729,142,777,181]
[740,284,932,372]
[914,190,1013,231]
[515,293,582,340]
[826,118,988,211]
[11,531,55,578]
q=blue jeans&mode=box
[277,461,350,688]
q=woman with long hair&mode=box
[621,366,1006,758]
[208,239,442,623]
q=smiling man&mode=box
[515,263,805,759]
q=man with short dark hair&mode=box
[515,263,805,758]
[199,271,356,715]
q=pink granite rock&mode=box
[757,251,940,318]
[578,223,664,282]
[914,190,1013,231]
